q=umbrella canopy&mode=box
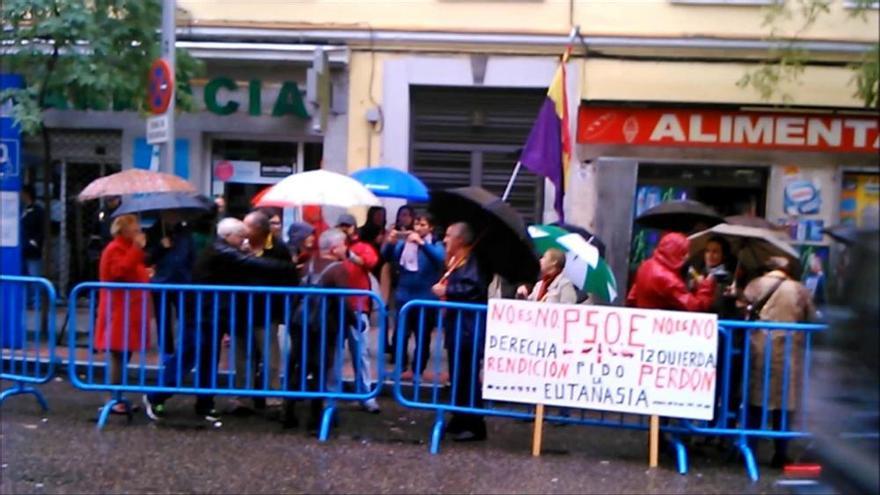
[429,187,539,284]
[635,199,724,232]
[550,221,606,258]
[350,166,430,201]
[528,224,618,303]
[78,169,196,201]
[724,214,776,230]
[111,192,212,218]
[254,170,381,209]
[689,223,800,274]
[250,185,272,206]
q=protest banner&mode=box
[482,299,718,461]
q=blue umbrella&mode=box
[350,166,429,201]
[112,192,212,217]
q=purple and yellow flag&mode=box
[519,49,572,221]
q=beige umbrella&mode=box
[724,215,789,239]
[688,223,800,274]
[78,169,196,201]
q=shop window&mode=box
[629,164,769,274]
[211,139,321,218]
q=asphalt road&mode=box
[1,378,789,494]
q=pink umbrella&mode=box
[78,169,196,201]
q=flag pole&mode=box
[501,161,522,202]
[502,26,578,205]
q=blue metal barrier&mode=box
[0,275,57,411]
[67,281,386,438]
[393,300,652,454]
[393,299,826,482]
[666,319,827,481]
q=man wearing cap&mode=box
[333,213,382,413]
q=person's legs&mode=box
[412,309,432,377]
[108,351,132,412]
[24,258,42,307]
[444,324,485,440]
[229,325,262,412]
[453,341,485,438]
[145,320,202,417]
[350,312,379,412]
[771,409,791,467]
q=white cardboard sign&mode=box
[482,299,718,420]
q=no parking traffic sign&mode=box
[148,59,173,115]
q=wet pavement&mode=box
[0,378,791,494]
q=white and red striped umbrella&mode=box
[255,170,380,209]
[78,169,196,201]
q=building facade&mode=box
[27,0,879,295]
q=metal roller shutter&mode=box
[410,86,546,224]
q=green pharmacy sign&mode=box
[204,77,309,119]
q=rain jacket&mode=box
[743,270,817,410]
[626,232,715,312]
[93,236,152,352]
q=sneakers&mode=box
[361,398,381,414]
[199,409,221,424]
[143,395,165,421]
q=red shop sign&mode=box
[577,106,879,153]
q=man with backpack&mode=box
[282,228,352,432]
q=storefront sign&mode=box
[204,77,309,119]
[260,164,293,178]
[482,299,718,420]
[213,160,291,184]
[577,106,879,153]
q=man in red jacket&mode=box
[627,232,716,312]
[335,213,381,413]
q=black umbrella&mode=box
[112,192,212,217]
[430,187,540,284]
[635,199,724,233]
[550,221,606,258]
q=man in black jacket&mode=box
[143,217,299,422]
[20,185,44,308]
[431,222,491,442]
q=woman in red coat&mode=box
[93,214,152,412]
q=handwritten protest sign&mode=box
[482,299,718,420]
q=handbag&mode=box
[744,276,786,321]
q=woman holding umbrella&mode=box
[94,214,153,414]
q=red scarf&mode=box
[438,252,469,302]
[535,272,560,303]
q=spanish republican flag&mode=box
[519,49,572,221]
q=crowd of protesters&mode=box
[81,193,818,457]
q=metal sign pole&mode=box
[160,0,176,175]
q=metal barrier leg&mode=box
[318,403,336,442]
[736,436,759,482]
[670,435,688,475]
[430,410,445,455]
[96,392,133,431]
[0,381,49,412]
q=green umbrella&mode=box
[527,225,619,303]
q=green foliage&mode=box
[738,0,878,108]
[0,0,203,136]
[852,43,879,109]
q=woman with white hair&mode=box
[93,214,153,414]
